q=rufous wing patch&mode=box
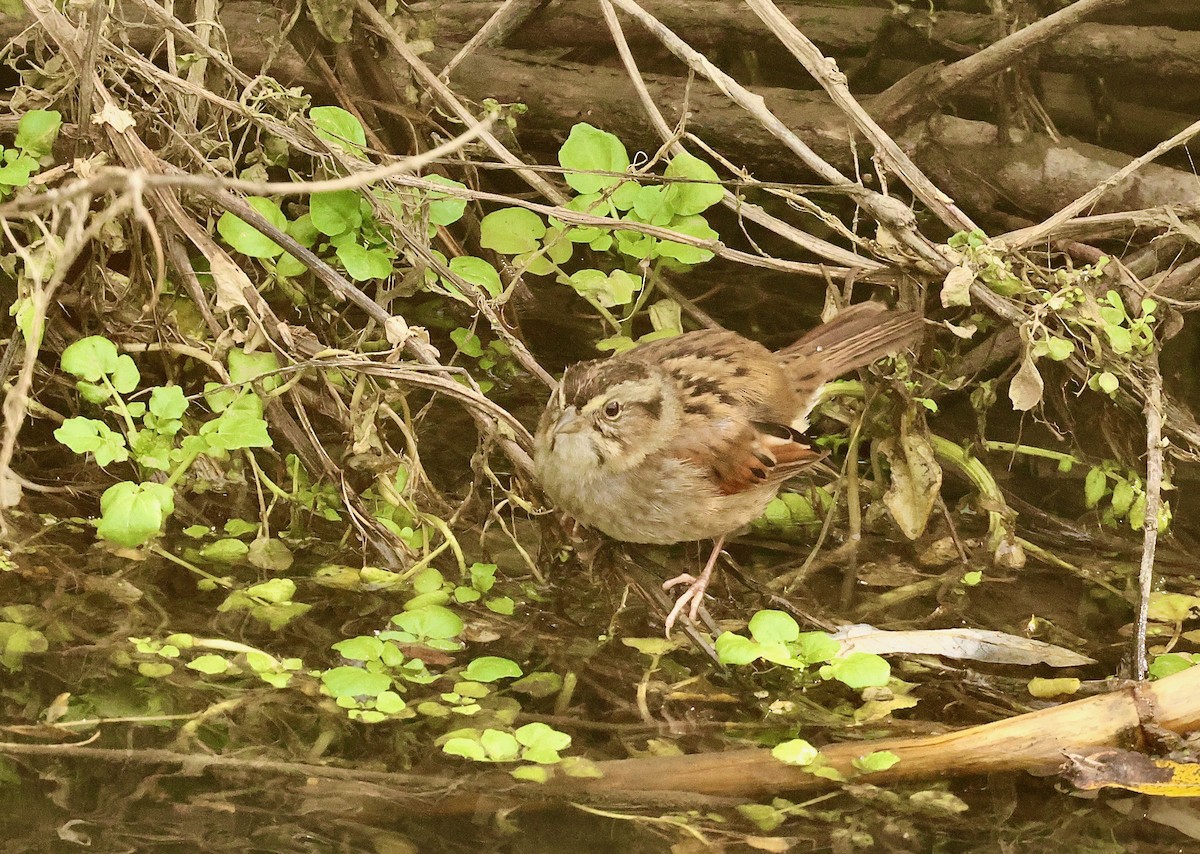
[673,421,822,495]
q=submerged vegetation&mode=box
[2,0,1200,850]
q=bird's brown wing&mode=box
[632,331,820,495]
[667,416,822,495]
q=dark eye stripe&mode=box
[632,398,662,419]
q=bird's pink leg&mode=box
[662,535,724,635]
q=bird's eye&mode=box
[603,400,622,418]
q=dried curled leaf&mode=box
[879,429,942,540]
[1009,353,1044,412]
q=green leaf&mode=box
[248,537,294,572]
[1148,653,1198,679]
[199,538,250,563]
[714,631,762,666]
[1104,324,1132,354]
[411,568,445,595]
[1093,371,1119,396]
[852,750,901,774]
[228,349,281,390]
[15,109,62,157]
[795,632,841,664]
[321,665,391,699]
[648,299,683,336]
[310,106,367,155]
[422,174,468,226]
[61,336,119,381]
[375,691,407,714]
[631,185,673,225]
[149,385,188,421]
[1027,677,1080,698]
[481,728,521,761]
[217,197,287,258]
[96,481,175,547]
[448,256,503,298]
[287,213,320,247]
[567,269,640,307]
[246,578,295,603]
[200,395,272,451]
[333,636,384,662]
[511,765,552,782]
[479,207,546,254]
[663,151,723,215]
[737,804,786,833]
[110,354,140,394]
[822,652,891,689]
[510,672,563,698]
[442,736,487,761]
[1110,478,1135,518]
[0,153,38,188]
[138,662,174,678]
[54,417,129,466]
[318,195,368,241]
[747,610,800,644]
[485,596,514,615]
[652,214,717,264]
[462,656,523,683]
[392,604,464,640]
[558,123,629,194]
[450,327,484,357]
[187,654,231,675]
[771,738,820,766]
[337,241,392,281]
[516,721,571,752]
[469,562,497,592]
[1084,467,1107,508]
[1043,336,1074,361]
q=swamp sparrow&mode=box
[534,302,924,633]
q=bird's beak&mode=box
[552,408,585,436]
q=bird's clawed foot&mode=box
[661,535,725,636]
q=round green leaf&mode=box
[652,214,717,264]
[853,750,901,773]
[823,652,891,689]
[747,610,799,644]
[479,207,546,254]
[448,256,502,297]
[333,636,383,662]
[149,386,187,420]
[310,190,363,236]
[442,736,487,761]
[423,174,468,226]
[61,336,119,381]
[558,123,630,194]
[96,481,174,547]
[336,241,392,281]
[321,665,391,698]
[480,728,521,761]
[714,632,761,666]
[462,656,523,683]
[392,604,464,640]
[771,738,820,766]
[15,109,63,157]
[217,197,287,258]
[187,654,231,675]
[664,152,723,215]
[515,722,571,752]
[310,106,367,154]
[54,417,129,466]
